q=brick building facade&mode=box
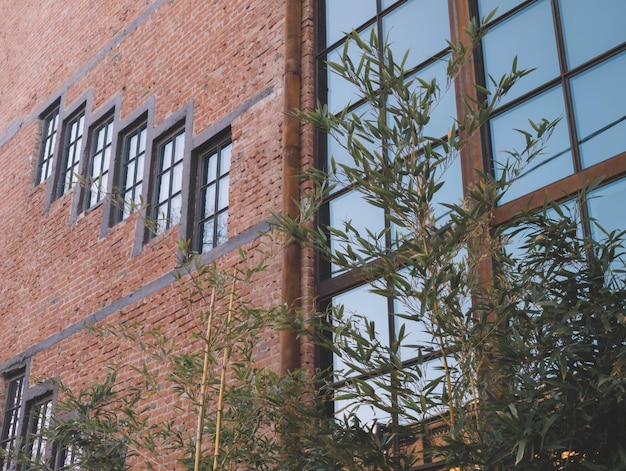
[1,0,625,469]
[0,0,315,468]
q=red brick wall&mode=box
[0,0,317,464]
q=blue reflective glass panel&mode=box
[501,200,579,260]
[482,0,559,105]
[325,0,376,47]
[559,0,626,69]
[587,178,626,242]
[329,190,385,276]
[334,375,392,424]
[491,86,572,204]
[394,295,436,361]
[477,0,525,20]
[419,55,456,140]
[327,104,381,190]
[332,284,390,374]
[381,0,401,9]
[326,26,374,113]
[432,151,463,221]
[383,0,449,71]
[571,52,626,168]
[390,147,463,245]
[386,57,456,143]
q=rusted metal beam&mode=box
[280,0,303,376]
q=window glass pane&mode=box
[571,52,626,168]
[174,132,185,162]
[326,26,374,113]
[559,0,626,69]
[327,104,380,190]
[325,0,376,46]
[482,0,559,105]
[92,154,102,180]
[391,147,463,245]
[129,134,138,156]
[432,150,463,221]
[216,210,228,245]
[587,178,626,242]
[220,142,232,174]
[332,284,390,375]
[587,178,626,277]
[334,375,392,426]
[329,190,385,276]
[172,162,183,194]
[394,297,436,361]
[218,175,229,212]
[477,0,525,20]
[418,355,459,416]
[96,126,105,149]
[490,86,572,204]
[202,219,214,251]
[103,146,111,169]
[102,148,111,173]
[132,182,142,208]
[383,0,449,70]
[501,200,580,262]
[125,161,136,190]
[158,172,170,203]
[381,0,401,9]
[206,152,218,182]
[162,141,173,169]
[204,183,216,218]
[170,194,182,226]
[139,127,147,152]
[327,133,352,187]
[413,55,456,140]
[137,153,145,180]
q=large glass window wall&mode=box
[317,0,626,456]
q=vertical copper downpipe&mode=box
[280,0,302,375]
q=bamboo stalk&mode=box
[213,278,237,470]
[194,287,216,471]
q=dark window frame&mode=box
[22,394,53,470]
[84,112,115,212]
[35,105,61,186]
[477,0,626,210]
[0,366,57,471]
[151,127,186,237]
[132,102,193,255]
[100,97,154,239]
[115,119,148,224]
[192,129,232,255]
[57,108,86,199]
[0,372,25,471]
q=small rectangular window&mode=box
[23,396,53,470]
[54,444,78,471]
[151,128,185,236]
[58,111,86,197]
[0,374,25,471]
[36,108,60,185]
[194,135,231,253]
[86,115,114,210]
[118,122,147,221]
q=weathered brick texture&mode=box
[0,0,316,466]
